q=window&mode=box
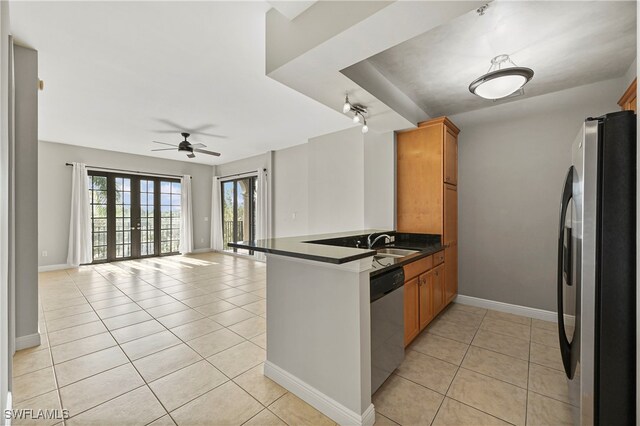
[222,176,256,255]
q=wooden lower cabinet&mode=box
[418,273,433,330]
[403,251,451,347]
[403,276,420,346]
[432,263,445,315]
[445,245,457,303]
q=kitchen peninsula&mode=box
[230,230,444,426]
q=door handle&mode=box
[557,166,575,379]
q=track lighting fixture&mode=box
[342,93,369,133]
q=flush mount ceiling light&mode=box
[342,94,369,134]
[469,54,534,100]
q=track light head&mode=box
[353,114,361,124]
[343,95,351,113]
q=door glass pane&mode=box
[114,177,131,259]
[222,181,235,250]
[140,179,155,256]
[160,180,181,254]
[221,177,256,255]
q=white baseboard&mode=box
[37,264,70,272]
[264,361,375,426]
[15,333,41,351]
[4,391,11,426]
[455,294,575,326]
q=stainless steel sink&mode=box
[376,248,420,258]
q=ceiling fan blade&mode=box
[151,148,176,152]
[189,123,216,133]
[187,152,196,159]
[190,143,206,148]
[152,141,177,147]
[193,148,221,157]
[190,131,226,138]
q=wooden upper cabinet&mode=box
[397,117,459,234]
[397,124,443,234]
[444,129,458,185]
[618,78,637,113]
[444,184,458,245]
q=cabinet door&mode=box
[397,126,443,234]
[445,245,458,303]
[444,129,457,185]
[444,184,458,245]
[404,277,420,346]
[432,264,445,315]
[419,273,433,331]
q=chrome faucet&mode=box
[367,233,392,249]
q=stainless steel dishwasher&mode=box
[370,267,405,394]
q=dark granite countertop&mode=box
[228,230,389,264]
[228,230,445,276]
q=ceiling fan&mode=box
[152,132,221,158]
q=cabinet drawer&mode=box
[403,255,433,281]
[433,250,445,266]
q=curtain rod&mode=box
[217,168,267,180]
[65,163,191,179]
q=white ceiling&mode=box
[10,1,353,165]
[367,1,637,117]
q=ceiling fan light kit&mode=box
[469,54,534,100]
[342,94,369,134]
[151,132,221,158]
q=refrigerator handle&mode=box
[557,166,575,379]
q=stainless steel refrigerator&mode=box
[558,110,636,425]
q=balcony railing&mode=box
[223,220,243,248]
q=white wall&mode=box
[0,1,11,419]
[307,127,365,234]
[363,131,395,229]
[268,127,395,238]
[273,143,309,237]
[38,141,214,267]
[450,77,628,311]
[14,45,39,346]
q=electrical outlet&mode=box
[200,238,204,243]
[41,250,47,257]
[204,217,209,222]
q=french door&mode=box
[221,176,256,254]
[89,171,181,263]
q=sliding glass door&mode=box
[89,171,181,263]
[221,176,256,254]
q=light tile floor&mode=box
[14,253,575,425]
[374,304,578,426]
[14,253,335,426]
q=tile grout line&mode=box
[428,306,487,425]
[45,255,266,423]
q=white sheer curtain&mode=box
[179,175,194,254]
[67,163,92,267]
[255,168,270,261]
[211,176,224,251]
